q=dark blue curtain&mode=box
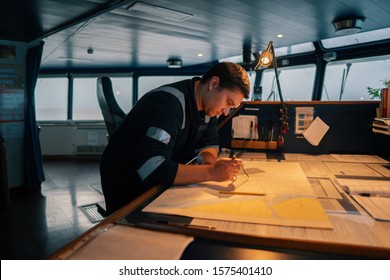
[24,41,45,189]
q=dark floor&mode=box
[0,158,104,260]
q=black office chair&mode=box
[96,76,126,138]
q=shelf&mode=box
[231,139,277,150]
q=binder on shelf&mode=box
[388,80,390,117]
[381,88,388,118]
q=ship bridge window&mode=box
[273,42,315,57]
[36,77,68,121]
[261,64,316,101]
[73,77,132,121]
[36,76,132,121]
[322,55,390,101]
[73,78,101,120]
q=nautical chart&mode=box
[143,161,332,229]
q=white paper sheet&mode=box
[352,195,390,221]
[330,154,389,163]
[67,224,194,260]
[335,178,390,196]
[303,116,329,146]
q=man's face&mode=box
[203,85,245,117]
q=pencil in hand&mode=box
[231,154,249,177]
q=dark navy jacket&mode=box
[100,78,219,214]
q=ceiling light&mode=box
[332,16,365,35]
[276,34,283,38]
[167,59,182,68]
[127,1,193,22]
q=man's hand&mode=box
[211,157,243,181]
[173,157,243,185]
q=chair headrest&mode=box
[97,77,126,119]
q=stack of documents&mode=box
[335,178,390,221]
[372,118,390,135]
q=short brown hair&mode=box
[201,62,250,99]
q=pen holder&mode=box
[231,139,277,150]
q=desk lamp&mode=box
[254,41,289,145]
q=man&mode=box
[100,62,250,214]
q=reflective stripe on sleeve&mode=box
[137,156,166,181]
[146,127,171,144]
[150,86,186,129]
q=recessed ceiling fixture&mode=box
[167,58,182,68]
[127,1,193,22]
[332,16,365,35]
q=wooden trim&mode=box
[135,222,390,259]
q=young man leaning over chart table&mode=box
[100,62,250,215]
